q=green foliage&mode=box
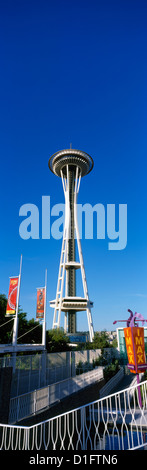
[76,331,111,350]
[92,357,102,367]
[76,360,85,375]
[0,294,7,314]
[103,359,120,383]
[75,355,120,382]
[17,312,42,344]
[0,294,71,351]
[0,294,13,343]
[46,328,71,352]
[0,294,41,345]
[76,360,93,375]
[143,370,147,380]
[92,331,110,349]
[112,338,118,348]
[0,294,117,354]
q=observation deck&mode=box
[50,297,93,312]
[48,148,94,177]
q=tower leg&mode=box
[74,172,94,342]
[52,180,70,330]
[51,163,94,342]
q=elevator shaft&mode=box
[66,166,76,333]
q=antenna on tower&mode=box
[70,143,72,149]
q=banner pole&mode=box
[42,269,47,348]
[131,326,142,408]
[137,373,142,408]
[12,254,22,349]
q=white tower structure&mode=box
[49,148,94,342]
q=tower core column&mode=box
[67,166,76,333]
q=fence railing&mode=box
[99,367,124,397]
[11,364,71,398]
[3,378,147,450]
[0,348,119,398]
[9,367,103,424]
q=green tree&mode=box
[0,294,13,343]
[92,331,110,349]
[0,294,42,345]
[104,359,120,382]
[0,294,75,351]
[46,328,71,352]
[112,337,118,348]
[17,312,42,344]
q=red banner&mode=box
[6,277,19,315]
[36,288,45,319]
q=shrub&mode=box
[104,359,120,383]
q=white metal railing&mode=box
[2,378,147,450]
[3,349,104,397]
[99,368,124,397]
[9,367,103,423]
[11,364,71,397]
[0,349,118,398]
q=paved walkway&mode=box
[18,379,105,426]
[18,373,137,427]
[112,373,135,393]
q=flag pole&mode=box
[12,254,22,349]
[42,269,47,349]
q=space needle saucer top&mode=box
[48,148,94,178]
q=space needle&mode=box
[48,148,94,342]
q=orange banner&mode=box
[36,288,45,319]
[124,327,146,373]
[6,277,19,315]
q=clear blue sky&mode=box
[0,0,147,333]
